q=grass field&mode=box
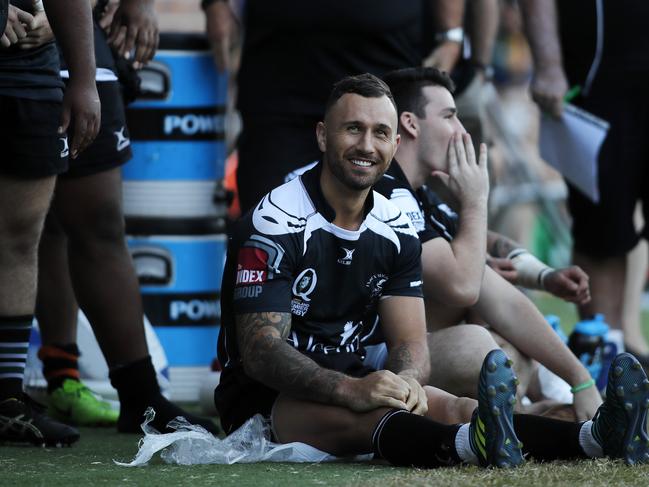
[2,295,649,486]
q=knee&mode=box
[63,202,126,250]
[0,209,48,260]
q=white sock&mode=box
[454,423,479,465]
[579,420,603,457]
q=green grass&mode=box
[3,296,649,486]
[2,428,649,487]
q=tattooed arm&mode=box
[236,311,411,412]
[486,231,520,258]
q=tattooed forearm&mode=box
[236,312,348,405]
[487,231,521,258]
[385,341,430,384]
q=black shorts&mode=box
[61,81,132,178]
[0,95,68,178]
[568,72,649,258]
[215,352,375,435]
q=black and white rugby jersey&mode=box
[374,161,459,244]
[218,162,423,375]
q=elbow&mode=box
[241,354,262,381]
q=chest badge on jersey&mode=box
[337,247,355,266]
[291,268,317,317]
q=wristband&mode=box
[570,378,596,394]
[507,249,553,290]
[201,0,227,10]
[435,27,464,44]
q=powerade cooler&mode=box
[122,33,227,401]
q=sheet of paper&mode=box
[539,103,610,203]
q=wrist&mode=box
[333,375,357,407]
[507,249,553,290]
[570,378,596,394]
[435,27,463,44]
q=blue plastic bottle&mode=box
[567,314,609,382]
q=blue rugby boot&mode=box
[469,349,524,468]
[592,352,649,465]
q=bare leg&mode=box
[272,389,472,456]
[622,239,649,354]
[573,251,626,330]
[272,395,388,455]
[427,324,498,398]
[49,168,147,366]
[36,211,78,345]
[424,385,476,423]
[0,175,56,315]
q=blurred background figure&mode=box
[203,0,467,213]
[520,0,649,364]
[29,0,219,435]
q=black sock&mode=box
[38,343,80,393]
[110,355,219,435]
[0,316,32,401]
[372,409,463,467]
[514,414,585,461]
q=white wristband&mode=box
[507,249,553,290]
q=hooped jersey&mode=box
[218,162,423,377]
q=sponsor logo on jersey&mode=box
[235,247,269,286]
[292,268,317,302]
[406,210,426,232]
[366,273,388,299]
[59,137,69,158]
[337,247,355,266]
[233,285,263,299]
[114,126,131,151]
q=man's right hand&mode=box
[1,5,35,48]
[58,78,101,158]
[343,370,411,413]
[433,133,489,210]
[530,64,568,119]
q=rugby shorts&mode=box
[0,95,68,178]
[215,352,376,435]
[61,81,132,178]
[568,72,649,258]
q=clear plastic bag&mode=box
[115,408,372,466]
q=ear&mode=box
[316,121,327,152]
[399,111,419,139]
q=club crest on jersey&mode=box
[292,268,317,302]
[337,247,355,266]
[366,273,388,299]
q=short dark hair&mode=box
[383,67,455,118]
[324,73,397,116]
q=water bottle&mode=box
[597,328,624,391]
[537,315,572,402]
[567,314,609,381]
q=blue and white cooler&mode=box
[123,33,228,401]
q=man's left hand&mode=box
[543,266,590,305]
[398,375,428,416]
[16,10,53,49]
[572,382,602,421]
